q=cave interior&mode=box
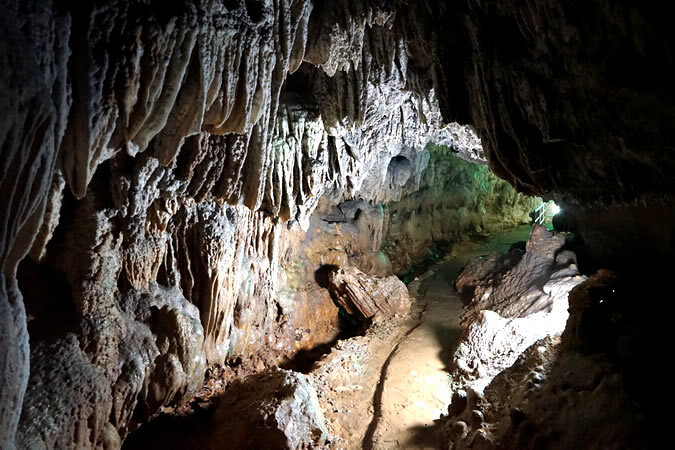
[1,0,672,449]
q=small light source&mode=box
[551,203,561,215]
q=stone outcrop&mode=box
[442,337,646,450]
[326,266,410,322]
[441,267,652,449]
[457,226,579,320]
[17,282,206,447]
[206,368,328,449]
[450,226,586,391]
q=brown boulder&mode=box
[326,266,410,322]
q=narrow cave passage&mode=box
[120,151,547,449]
[359,227,534,449]
[2,1,667,449]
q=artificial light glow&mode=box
[551,203,561,215]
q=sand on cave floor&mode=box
[310,226,532,449]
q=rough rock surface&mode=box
[454,1,675,205]
[2,1,470,445]
[206,368,328,450]
[18,283,206,447]
[450,226,586,391]
[441,265,652,449]
[1,0,672,447]
[326,266,410,322]
[442,337,646,450]
[383,145,536,275]
[305,198,393,278]
[308,310,420,448]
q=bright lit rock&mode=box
[451,226,587,392]
[206,368,328,450]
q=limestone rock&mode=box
[450,225,586,391]
[327,266,410,322]
[17,334,113,450]
[0,2,496,442]
[443,337,646,449]
[206,368,328,450]
[457,225,574,321]
[1,0,671,447]
[17,283,206,447]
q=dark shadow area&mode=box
[560,231,593,275]
[279,265,366,374]
[17,257,79,343]
[17,187,81,343]
[508,240,527,253]
[126,367,329,449]
[244,0,264,23]
[280,340,338,374]
[456,284,476,306]
[429,322,463,373]
[314,264,367,336]
[280,309,364,373]
[122,403,214,450]
[403,420,443,448]
[314,264,339,288]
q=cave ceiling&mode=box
[1,0,673,448]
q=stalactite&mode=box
[1,0,672,448]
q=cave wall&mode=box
[294,142,537,282]
[1,1,481,447]
[1,0,674,448]
[449,0,675,270]
[446,1,675,205]
[383,143,537,275]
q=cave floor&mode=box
[311,226,532,449]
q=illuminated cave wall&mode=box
[1,0,674,448]
[384,143,537,275]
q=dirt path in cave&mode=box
[312,226,531,449]
[365,260,463,449]
[366,226,533,449]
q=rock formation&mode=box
[450,225,586,392]
[1,0,672,448]
[206,368,328,449]
[383,144,536,275]
[1,1,508,446]
[442,268,650,449]
[326,266,410,322]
